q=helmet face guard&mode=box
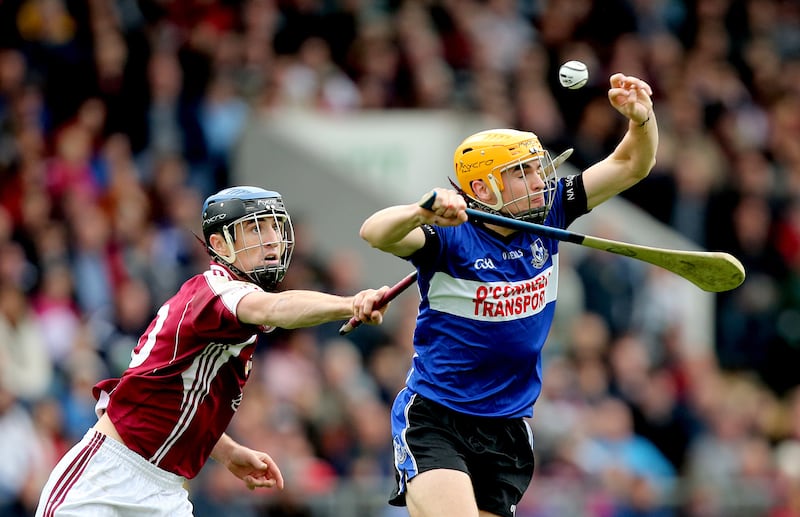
[453,129,560,224]
[491,150,558,224]
[202,187,295,291]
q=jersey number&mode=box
[130,304,170,368]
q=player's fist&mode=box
[418,189,468,226]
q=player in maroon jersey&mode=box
[36,186,391,516]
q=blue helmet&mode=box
[202,186,295,290]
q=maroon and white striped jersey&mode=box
[93,262,273,478]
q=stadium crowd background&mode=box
[0,0,799,516]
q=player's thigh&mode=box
[37,431,192,517]
[406,468,480,517]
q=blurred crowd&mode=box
[1,0,799,516]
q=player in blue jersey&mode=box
[359,73,658,517]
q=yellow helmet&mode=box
[453,128,558,224]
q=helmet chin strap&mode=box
[215,226,281,291]
[211,237,254,285]
[220,256,249,281]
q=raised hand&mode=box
[607,73,653,126]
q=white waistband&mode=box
[86,429,187,488]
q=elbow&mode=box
[359,226,378,249]
[634,155,656,182]
[358,219,377,243]
[359,224,385,250]
[358,224,370,243]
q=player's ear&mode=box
[209,233,230,255]
[471,180,492,202]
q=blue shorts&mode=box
[389,389,535,517]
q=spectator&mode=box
[0,282,52,402]
[0,384,48,517]
[572,396,677,515]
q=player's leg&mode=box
[389,392,533,517]
[469,418,535,517]
[389,391,478,516]
[405,468,481,517]
[36,430,193,517]
[36,430,106,517]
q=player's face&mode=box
[500,159,546,215]
[232,215,286,271]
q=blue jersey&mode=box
[405,176,588,418]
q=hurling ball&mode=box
[559,60,589,90]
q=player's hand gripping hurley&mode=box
[419,191,745,293]
[339,271,418,335]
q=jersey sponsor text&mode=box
[428,262,557,322]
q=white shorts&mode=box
[35,429,193,517]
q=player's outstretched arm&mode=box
[211,433,285,490]
[237,286,390,329]
[359,188,467,257]
[582,73,658,210]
